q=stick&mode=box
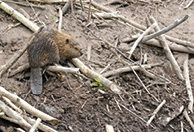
[0,86,59,125]
[6,1,46,9]
[62,1,70,15]
[146,100,166,126]
[29,0,69,3]
[58,7,62,32]
[183,54,193,113]
[183,109,194,131]
[166,34,194,49]
[2,96,23,114]
[72,58,121,94]
[22,115,58,132]
[29,118,41,132]
[47,65,79,73]
[161,106,184,126]
[86,0,92,25]
[149,16,184,80]
[102,64,152,77]
[8,64,30,77]
[90,0,112,12]
[128,23,156,58]
[105,124,114,132]
[0,100,31,131]
[119,103,155,128]
[0,1,40,32]
[122,36,194,54]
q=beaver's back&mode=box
[28,29,59,68]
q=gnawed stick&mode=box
[29,118,41,132]
[72,58,121,94]
[146,100,166,126]
[2,96,58,132]
[58,7,62,32]
[8,64,79,77]
[122,36,194,54]
[29,0,69,3]
[183,54,193,113]
[89,0,112,12]
[102,64,153,78]
[2,96,23,114]
[149,16,184,80]
[161,106,184,126]
[0,86,59,125]
[0,1,40,32]
[105,124,114,132]
[183,109,194,131]
[0,100,31,131]
[22,115,58,132]
[8,64,30,77]
[128,23,156,59]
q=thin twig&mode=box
[29,118,42,132]
[128,23,156,58]
[161,106,184,126]
[183,109,194,131]
[183,54,193,113]
[146,100,166,126]
[62,1,70,15]
[119,103,155,129]
[149,16,184,80]
[86,0,92,25]
[58,7,62,32]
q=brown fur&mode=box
[28,28,82,68]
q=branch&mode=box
[183,54,193,113]
[0,86,59,125]
[72,58,121,94]
[0,1,40,32]
[149,16,184,80]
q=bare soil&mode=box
[1,0,194,132]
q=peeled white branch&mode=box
[0,100,31,131]
[149,16,184,80]
[183,54,193,113]
[29,118,41,132]
[29,0,69,3]
[47,65,79,73]
[0,1,40,32]
[0,86,59,125]
[102,64,152,78]
[146,100,166,126]
[183,110,194,131]
[72,58,121,94]
[2,96,23,114]
[23,115,58,132]
[128,23,156,58]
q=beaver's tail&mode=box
[30,67,42,95]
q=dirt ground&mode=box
[0,0,194,131]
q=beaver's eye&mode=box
[75,47,78,50]
[66,39,69,44]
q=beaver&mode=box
[28,28,82,95]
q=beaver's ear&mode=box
[66,38,69,44]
